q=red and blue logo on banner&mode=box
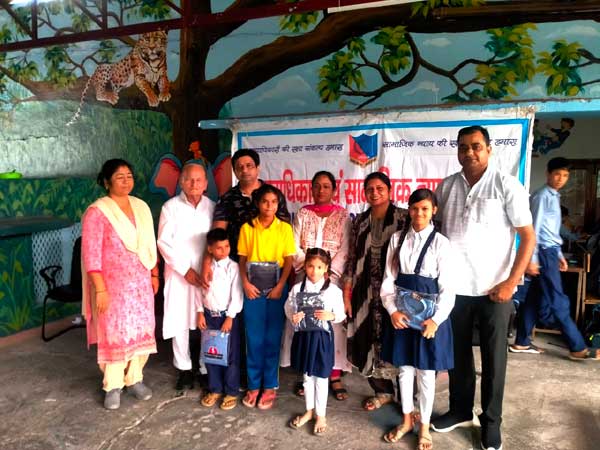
[349,133,378,166]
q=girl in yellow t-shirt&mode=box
[237,184,296,410]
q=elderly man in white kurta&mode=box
[158,163,215,390]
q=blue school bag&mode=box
[201,329,229,367]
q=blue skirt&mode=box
[391,319,454,371]
[291,329,334,378]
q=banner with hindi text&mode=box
[231,108,534,214]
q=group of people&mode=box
[80,125,598,450]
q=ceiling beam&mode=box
[0,18,182,52]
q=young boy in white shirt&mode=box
[197,228,243,410]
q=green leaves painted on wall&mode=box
[317,22,551,107]
[71,13,92,33]
[98,40,118,64]
[43,46,77,87]
[0,178,100,221]
[373,27,412,76]
[9,61,39,83]
[318,49,363,105]
[538,40,584,96]
[0,238,35,336]
[470,24,537,101]
[139,0,173,20]
[279,0,320,33]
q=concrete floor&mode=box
[1,326,600,450]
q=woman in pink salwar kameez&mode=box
[81,159,159,410]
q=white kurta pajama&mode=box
[157,193,215,370]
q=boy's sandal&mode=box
[383,424,413,443]
[417,432,433,450]
[257,389,277,410]
[313,420,327,436]
[289,415,311,430]
[220,395,238,410]
[569,347,600,361]
[200,392,222,407]
[242,389,259,408]
[363,394,393,411]
[294,381,305,397]
[330,378,349,401]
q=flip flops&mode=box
[242,389,259,408]
[200,392,222,407]
[383,424,413,443]
[418,433,433,450]
[257,389,276,410]
[314,419,327,436]
[569,347,600,361]
[289,414,311,430]
[220,395,238,410]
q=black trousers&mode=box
[448,295,513,429]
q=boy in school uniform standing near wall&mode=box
[509,157,600,360]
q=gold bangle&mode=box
[151,275,159,278]
[96,290,106,294]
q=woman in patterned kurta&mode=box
[281,171,352,400]
[82,159,159,410]
[343,172,408,411]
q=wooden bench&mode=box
[580,251,600,326]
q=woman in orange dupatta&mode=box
[81,159,159,410]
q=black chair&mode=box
[39,237,85,342]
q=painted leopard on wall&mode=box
[67,31,170,125]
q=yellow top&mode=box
[237,217,296,267]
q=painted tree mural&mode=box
[1,0,600,162]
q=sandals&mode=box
[294,381,305,397]
[289,414,312,430]
[363,394,393,411]
[200,392,222,407]
[569,347,600,361]
[220,395,238,410]
[383,423,413,443]
[330,378,349,401]
[418,432,433,450]
[314,418,327,436]
[242,389,259,408]
[257,389,277,410]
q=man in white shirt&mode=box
[157,163,215,390]
[431,126,535,450]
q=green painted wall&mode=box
[0,105,172,337]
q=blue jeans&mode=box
[515,246,586,352]
[243,286,288,390]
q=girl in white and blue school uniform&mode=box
[380,188,455,450]
[286,248,346,436]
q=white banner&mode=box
[231,108,534,214]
